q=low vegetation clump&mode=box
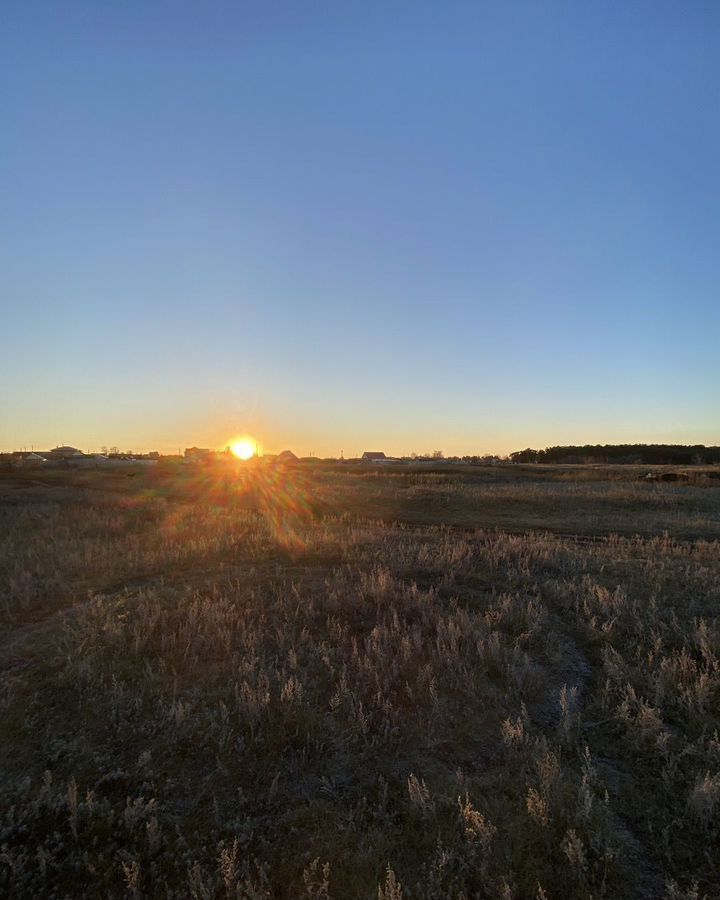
[1,464,719,897]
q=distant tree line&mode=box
[509,444,720,465]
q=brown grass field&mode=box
[1,461,719,898]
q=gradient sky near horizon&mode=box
[2,2,719,456]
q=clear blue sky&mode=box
[2,1,719,455]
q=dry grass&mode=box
[1,464,719,898]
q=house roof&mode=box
[362,451,387,459]
[47,446,84,457]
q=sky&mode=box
[2,1,719,456]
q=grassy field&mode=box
[1,462,719,898]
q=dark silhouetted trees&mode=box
[509,444,720,465]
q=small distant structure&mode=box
[31,446,87,466]
[9,451,47,468]
[640,471,689,483]
[184,447,211,463]
[132,454,159,466]
[48,446,85,460]
[478,455,504,466]
[104,454,149,466]
[4,445,160,469]
[362,451,387,462]
[276,449,298,462]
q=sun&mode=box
[231,439,256,460]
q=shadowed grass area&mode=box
[1,465,719,897]
[5,460,720,539]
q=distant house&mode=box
[362,451,387,462]
[48,446,85,460]
[276,450,298,462]
[33,446,86,465]
[10,451,46,467]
